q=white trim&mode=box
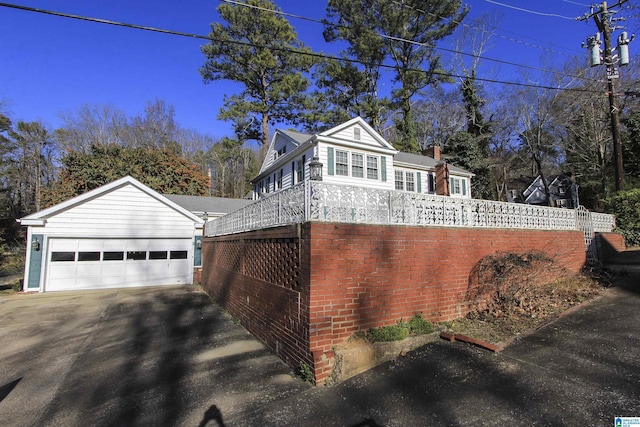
[20,176,204,225]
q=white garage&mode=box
[20,176,204,292]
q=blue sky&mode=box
[0,0,627,140]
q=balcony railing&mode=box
[205,181,615,237]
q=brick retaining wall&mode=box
[202,222,587,384]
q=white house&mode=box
[251,117,473,199]
[19,176,209,292]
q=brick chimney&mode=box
[422,145,441,161]
[435,162,450,196]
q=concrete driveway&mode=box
[0,285,309,426]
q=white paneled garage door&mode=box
[45,238,192,291]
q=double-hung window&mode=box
[335,150,349,176]
[406,172,415,192]
[352,153,364,178]
[366,155,378,180]
[395,171,404,190]
[296,156,305,182]
[450,177,467,196]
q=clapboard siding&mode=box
[41,185,197,237]
[330,124,379,147]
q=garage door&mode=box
[45,238,193,291]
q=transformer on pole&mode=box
[578,0,633,192]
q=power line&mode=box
[485,0,576,20]
[391,0,584,57]
[221,0,601,84]
[0,1,601,94]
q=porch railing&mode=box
[204,181,615,237]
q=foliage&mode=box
[0,119,57,217]
[323,0,467,152]
[200,0,316,147]
[193,138,258,198]
[407,313,434,335]
[366,324,409,343]
[296,362,314,384]
[366,314,434,343]
[43,144,210,206]
[605,188,640,246]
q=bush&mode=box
[408,314,434,335]
[605,188,640,246]
[366,314,434,343]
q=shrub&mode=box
[408,314,434,335]
[366,314,434,343]
[367,324,409,343]
[606,188,640,246]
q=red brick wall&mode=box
[595,232,626,263]
[201,225,313,371]
[202,222,587,385]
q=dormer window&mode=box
[354,127,361,140]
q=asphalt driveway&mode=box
[1,276,639,426]
[0,285,309,427]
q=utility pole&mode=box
[579,0,632,192]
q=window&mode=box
[51,252,75,262]
[352,153,364,178]
[78,252,100,261]
[428,173,435,193]
[275,169,283,189]
[296,156,305,182]
[335,150,349,176]
[103,251,124,261]
[149,251,168,260]
[406,172,415,192]
[366,155,378,180]
[170,250,188,260]
[127,251,146,261]
[354,127,361,140]
[395,171,404,190]
[266,176,270,193]
[450,177,468,196]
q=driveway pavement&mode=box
[1,276,639,426]
[0,285,309,427]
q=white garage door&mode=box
[45,238,193,291]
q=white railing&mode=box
[204,181,616,237]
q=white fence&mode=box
[205,181,616,237]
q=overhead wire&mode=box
[221,0,601,84]
[0,1,601,94]
[484,0,576,20]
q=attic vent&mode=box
[354,127,361,140]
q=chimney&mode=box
[422,145,441,161]
[435,162,450,196]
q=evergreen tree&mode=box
[200,0,316,148]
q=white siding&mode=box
[329,124,380,147]
[41,185,197,238]
[318,143,394,191]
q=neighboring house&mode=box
[19,176,249,293]
[508,174,578,208]
[250,117,474,199]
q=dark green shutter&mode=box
[417,172,422,193]
[327,147,334,176]
[381,157,387,181]
[462,179,467,196]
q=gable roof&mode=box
[20,176,204,226]
[394,152,474,176]
[163,194,253,216]
[318,116,396,151]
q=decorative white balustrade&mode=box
[204,181,616,237]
